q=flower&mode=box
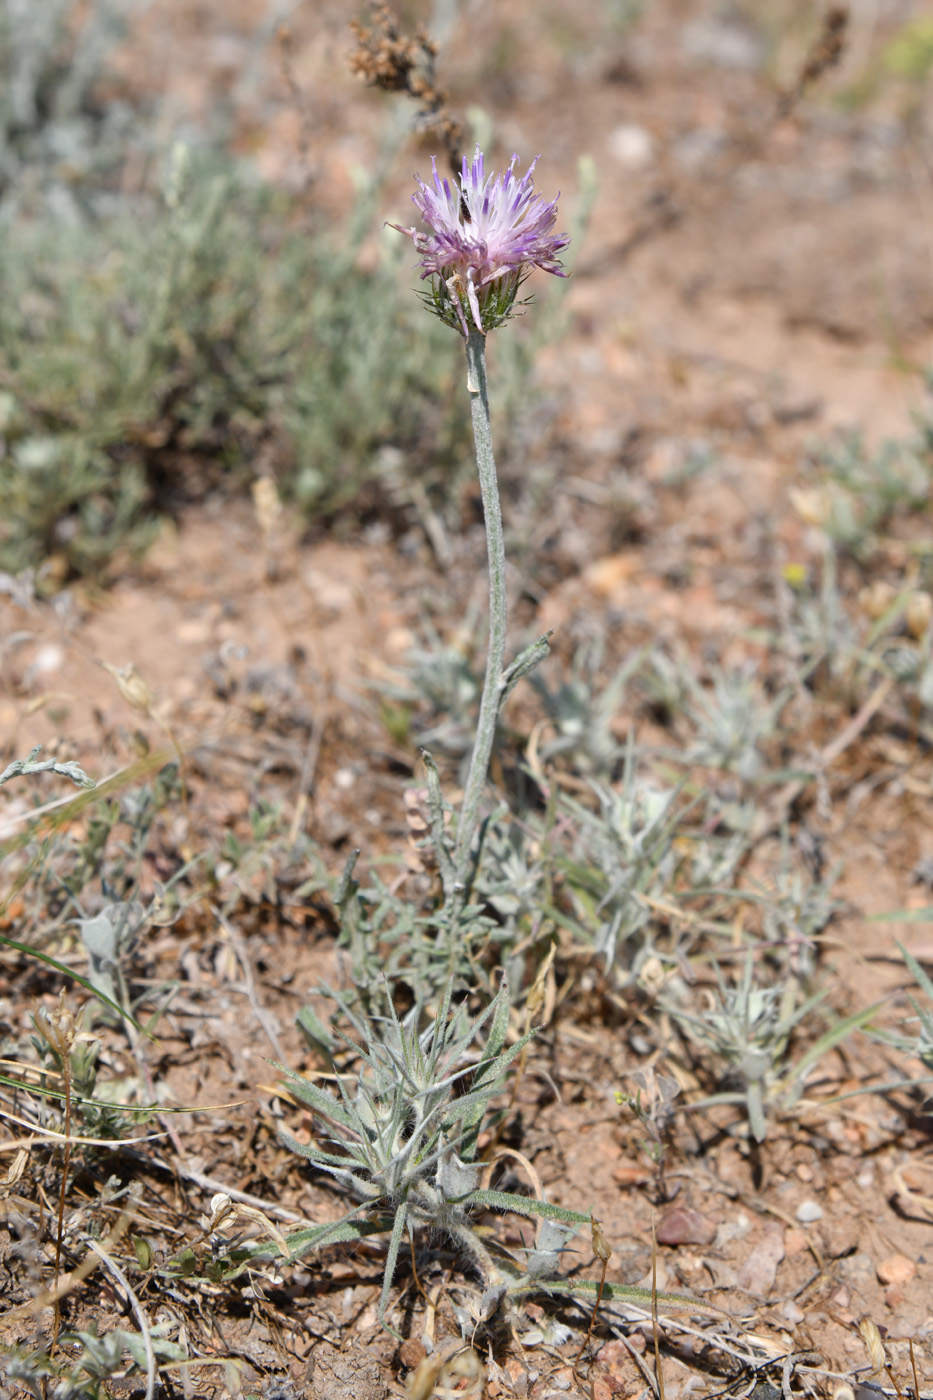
[390,146,569,336]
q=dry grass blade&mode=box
[652,1218,665,1400]
[0,1203,135,1322]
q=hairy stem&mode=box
[453,329,507,889]
[447,1218,503,1288]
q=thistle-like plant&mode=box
[277,978,715,1337]
[556,737,683,967]
[816,431,933,557]
[279,977,589,1332]
[390,145,569,904]
[647,655,788,784]
[529,642,643,779]
[667,953,878,1142]
[376,616,484,757]
[265,135,724,1338]
[2,1323,187,1400]
[868,942,933,1081]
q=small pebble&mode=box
[398,1338,426,1370]
[782,1300,805,1325]
[877,1253,916,1287]
[31,642,65,675]
[656,1205,717,1247]
[784,1228,807,1255]
[608,123,654,170]
[796,1200,823,1223]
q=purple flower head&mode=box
[389,146,570,336]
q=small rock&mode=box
[608,123,654,171]
[656,1206,717,1247]
[782,1301,805,1325]
[398,1338,426,1370]
[176,618,212,644]
[596,1338,642,1367]
[714,1213,751,1248]
[505,1359,529,1392]
[737,1222,785,1297]
[877,1253,916,1287]
[31,642,64,675]
[612,1161,651,1186]
[796,1200,823,1224]
[839,1251,879,1294]
[889,1312,927,1341]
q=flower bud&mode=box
[905,590,933,639]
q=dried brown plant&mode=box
[778,4,849,118]
[349,3,463,174]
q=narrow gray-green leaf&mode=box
[378,1200,409,1335]
[466,1190,590,1225]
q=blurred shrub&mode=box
[0,147,470,578]
[883,17,933,84]
[0,0,149,224]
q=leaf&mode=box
[0,744,95,789]
[899,941,933,1002]
[0,933,144,1033]
[868,907,933,924]
[465,1190,590,1225]
[296,1004,336,1057]
[485,973,512,1059]
[274,1062,358,1130]
[286,1219,381,1256]
[498,633,551,713]
[252,1213,388,1265]
[532,1278,732,1317]
[784,1001,884,1090]
[378,1198,409,1335]
[420,750,457,892]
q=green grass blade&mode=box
[0,1073,239,1116]
[0,932,145,1033]
[898,940,933,1001]
[787,1001,884,1086]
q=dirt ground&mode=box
[3,2,933,1397]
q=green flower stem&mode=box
[453,329,507,887]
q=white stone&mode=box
[608,123,654,171]
[796,1200,823,1224]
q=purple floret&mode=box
[390,146,570,336]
